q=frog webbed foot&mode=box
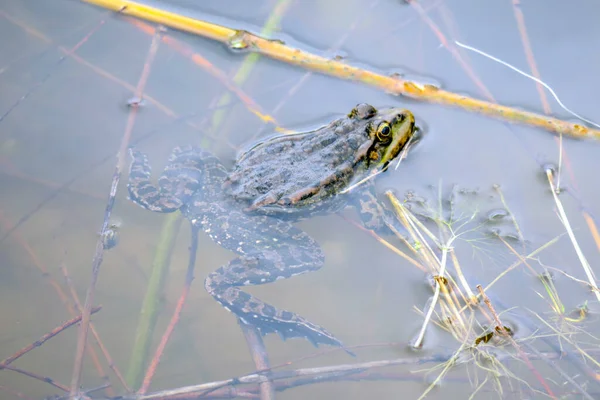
[127,146,210,213]
[207,281,349,351]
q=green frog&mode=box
[127,103,416,351]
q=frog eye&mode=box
[376,122,391,141]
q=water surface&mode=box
[0,0,599,398]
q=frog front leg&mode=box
[127,146,221,213]
[196,205,348,350]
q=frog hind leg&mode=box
[128,146,208,213]
[200,209,350,352]
[205,258,347,350]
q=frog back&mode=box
[224,117,371,216]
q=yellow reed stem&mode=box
[82,0,599,140]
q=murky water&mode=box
[1,0,599,399]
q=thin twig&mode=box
[61,272,114,397]
[582,211,600,256]
[410,0,494,102]
[68,26,162,398]
[115,346,600,399]
[511,0,551,114]
[0,210,72,308]
[0,17,106,244]
[0,384,34,400]
[207,0,292,142]
[344,217,426,272]
[128,19,279,130]
[0,307,101,367]
[82,0,600,139]
[0,9,268,245]
[126,214,183,389]
[2,364,70,392]
[455,41,600,129]
[476,285,558,399]
[0,18,105,124]
[239,323,275,400]
[545,168,599,301]
[127,354,449,400]
[1,198,112,395]
[137,226,200,394]
[61,265,130,394]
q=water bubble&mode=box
[458,187,479,196]
[402,74,442,90]
[541,162,557,176]
[100,219,122,250]
[227,30,250,51]
[323,49,348,61]
[486,208,509,222]
[500,232,522,242]
[538,270,555,284]
[486,228,501,237]
[127,97,144,107]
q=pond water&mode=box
[0,0,599,399]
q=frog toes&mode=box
[246,191,281,211]
[276,185,321,207]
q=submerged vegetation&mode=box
[385,183,600,399]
